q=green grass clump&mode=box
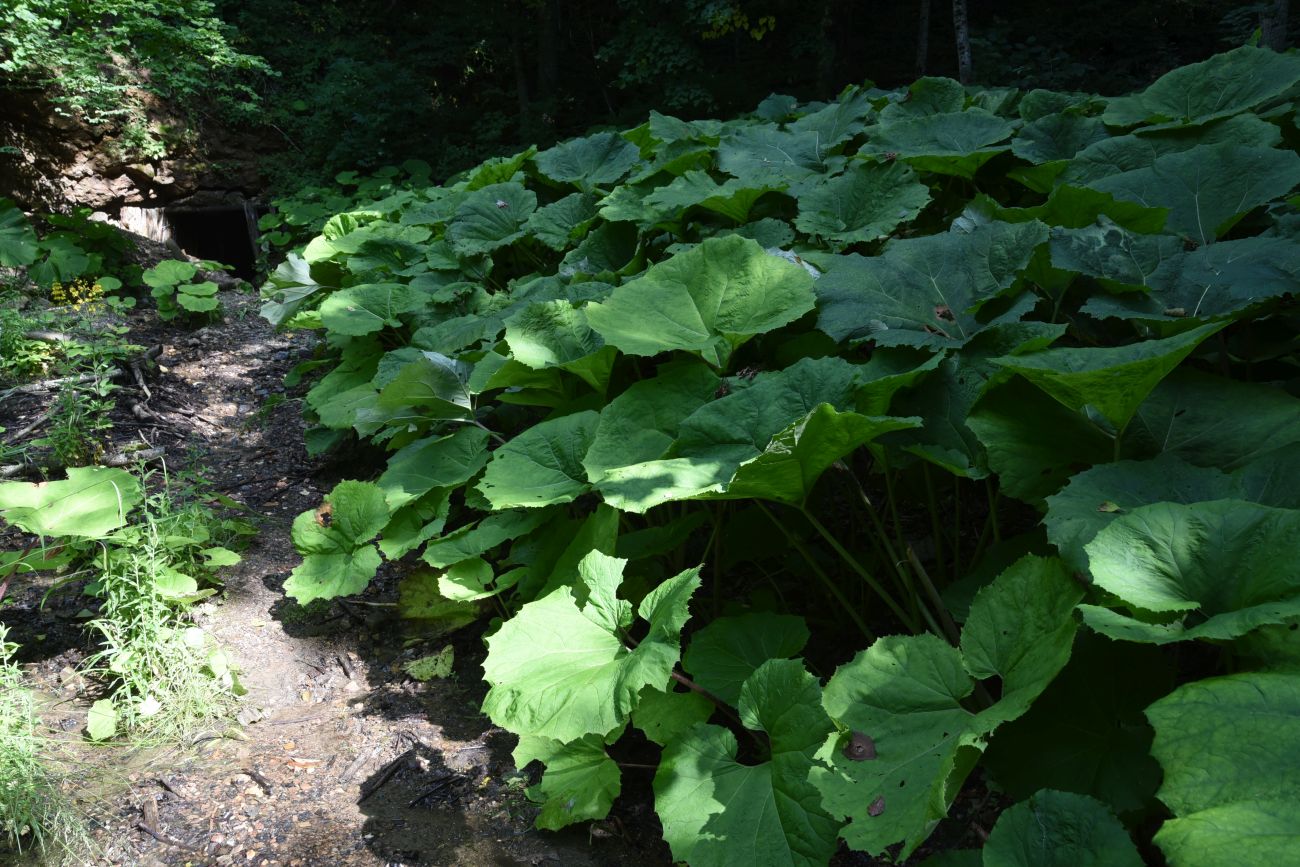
[0,627,92,863]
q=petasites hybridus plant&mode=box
[267,44,1300,863]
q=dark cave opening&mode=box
[165,205,260,281]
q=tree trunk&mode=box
[817,0,836,95]
[916,0,931,76]
[1262,0,1290,52]
[510,15,531,138]
[952,0,972,84]
[536,0,559,106]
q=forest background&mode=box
[0,0,1286,192]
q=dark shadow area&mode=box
[167,205,260,280]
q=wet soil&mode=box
[2,288,668,866]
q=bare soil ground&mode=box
[3,288,669,866]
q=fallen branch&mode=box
[21,329,74,343]
[4,407,53,443]
[7,372,99,395]
[103,447,165,467]
[134,821,202,853]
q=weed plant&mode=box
[80,471,251,740]
[0,626,93,864]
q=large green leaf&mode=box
[992,320,1225,431]
[717,404,918,506]
[811,556,1080,858]
[1064,114,1282,187]
[477,411,599,509]
[0,467,141,539]
[375,351,474,419]
[1082,235,1300,322]
[633,686,714,747]
[595,357,870,512]
[1049,219,1183,292]
[717,126,830,186]
[585,234,816,367]
[1148,671,1300,816]
[375,427,489,510]
[0,200,39,267]
[285,481,390,604]
[513,734,621,830]
[643,171,782,224]
[960,555,1084,719]
[887,321,1065,478]
[504,300,606,375]
[861,109,1016,178]
[812,633,975,858]
[318,283,428,336]
[1080,500,1300,644]
[983,635,1171,815]
[481,552,700,742]
[1011,112,1109,164]
[682,612,810,706]
[1045,455,1226,571]
[534,132,640,191]
[525,193,599,250]
[583,361,721,482]
[1147,671,1300,865]
[788,88,874,148]
[1102,45,1300,126]
[654,660,840,867]
[967,377,1115,503]
[982,790,1142,867]
[421,509,551,568]
[1125,370,1300,470]
[794,161,931,249]
[1088,144,1300,245]
[445,182,537,255]
[812,218,1047,348]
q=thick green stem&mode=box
[923,463,948,580]
[907,546,962,646]
[843,465,920,618]
[800,507,918,632]
[756,502,876,642]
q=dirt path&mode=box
[8,289,666,866]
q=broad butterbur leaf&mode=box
[0,200,38,266]
[654,659,840,867]
[1147,671,1300,864]
[0,467,141,539]
[446,182,537,255]
[794,161,931,249]
[992,320,1225,431]
[1080,500,1300,644]
[318,283,427,336]
[812,556,1080,858]
[1125,370,1300,470]
[514,734,621,830]
[861,109,1015,178]
[633,686,714,747]
[982,635,1171,815]
[481,551,700,742]
[813,218,1047,348]
[1103,45,1300,127]
[476,410,600,509]
[643,171,782,225]
[982,790,1142,867]
[682,612,810,706]
[534,131,640,192]
[376,426,488,510]
[86,699,117,741]
[285,481,389,604]
[585,234,815,368]
[1087,144,1300,246]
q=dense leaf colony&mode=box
[261,46,1300,863]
